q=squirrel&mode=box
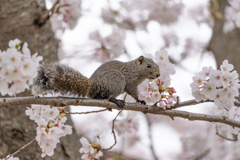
[31,56,160,108]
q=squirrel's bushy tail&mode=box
[31,63,91,97]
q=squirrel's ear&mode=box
[138,56,144,64]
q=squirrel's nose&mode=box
[156,72,160,77]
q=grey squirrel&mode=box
[31,56,160,108]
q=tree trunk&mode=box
[0,0,81,159]
[208,0,240,73]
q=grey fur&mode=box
[32,56,160,107]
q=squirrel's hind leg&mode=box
[109,98,125,109]
[89,70,126,109]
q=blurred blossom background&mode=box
[1,0,240,159]
[43,0,240,159]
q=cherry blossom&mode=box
[79,137,103,160]
[0,155,20,160]
[42,108,60,121]
[49,0,82,38]
[26,103,72,157]
[134,0,184,25]
[221,60,234,73]
[114,111,139,135]
[88,28,125,62]
[155,50,168,63]
[0,39,42,96]
[100,0,183,32]
[161,32,179,49]
[223,0,240,33]
[8,39,21,48]
[188,4,214,27]
[190,59,240,110]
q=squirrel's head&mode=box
[137,56,160,79]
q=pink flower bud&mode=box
[159,101,165,108]
[156,79,161,86]
[161,81,164,85]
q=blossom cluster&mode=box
[177,120,240,160]
[49,0,81,38]
[189,60,240,159]
[161,32,178,49]
[138,50,177,109]
[143,0,184,25]
[223,0,240,33]
[114,111,139,136]
[210,105,240,142]
[101,0,183,31]
[0,39,42,96]
[25,105,72,157]
[190,60,240,109]
[181,38,205,60]
[188,4,214,28]
[79,137,103,160]
[89,29,125,62]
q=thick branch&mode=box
[1,97,240,128]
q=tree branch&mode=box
[64,109,108,115]
[1,96,240,128]
[6,139,36,160]
[102,110,123,151]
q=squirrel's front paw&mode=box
[137,100,146,105]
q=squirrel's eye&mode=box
[147,64,151,68]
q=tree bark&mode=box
[0,0,81,159]
[208,0,240,73]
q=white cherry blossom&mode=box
[198,66,212,79]
[151,91,161,102]
[1,155,20,160]
[191,59,239,111]
[192,90,207,102]
[26,103,72,158]
[8,39,21,48]
[223,0,240,33]
[221,60,234,73]
[42,108,60,121]
[209,69,223,86]
[155,50,168,64]
[0,39,42,96]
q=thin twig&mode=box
[123,93,128,101]
[145,115,158,160]
[65,109,108,115]
[102,110,123,150]
[50,0,60,13]
[35,0,59,26]
[215,125,238,141]
[6,139,36,160]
